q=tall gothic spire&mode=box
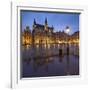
[33,18,36,25]
[45,17,48,25]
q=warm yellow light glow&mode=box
[65,28,70,34]
[58,41,62,44]
[22,31,79,48]
[47,44,50,49]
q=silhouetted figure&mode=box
[67,45,69,55]
[59,49,63,56]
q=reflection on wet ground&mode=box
[21,44,79,77]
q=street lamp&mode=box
[65,26,70,55]
[65,26,70,35]
[65,26,71,75]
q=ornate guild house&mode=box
[22,18,79,46]
[32,18,54,45]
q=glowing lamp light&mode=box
[65,26,70,34]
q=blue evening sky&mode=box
[21,10,80,34]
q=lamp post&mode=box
[65,26,71,75]
[65,26,70,55]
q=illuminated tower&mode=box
[44,18,48,45]
[44,18,48,31]
[33,18,36,30]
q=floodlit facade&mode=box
[22,18,79,46]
